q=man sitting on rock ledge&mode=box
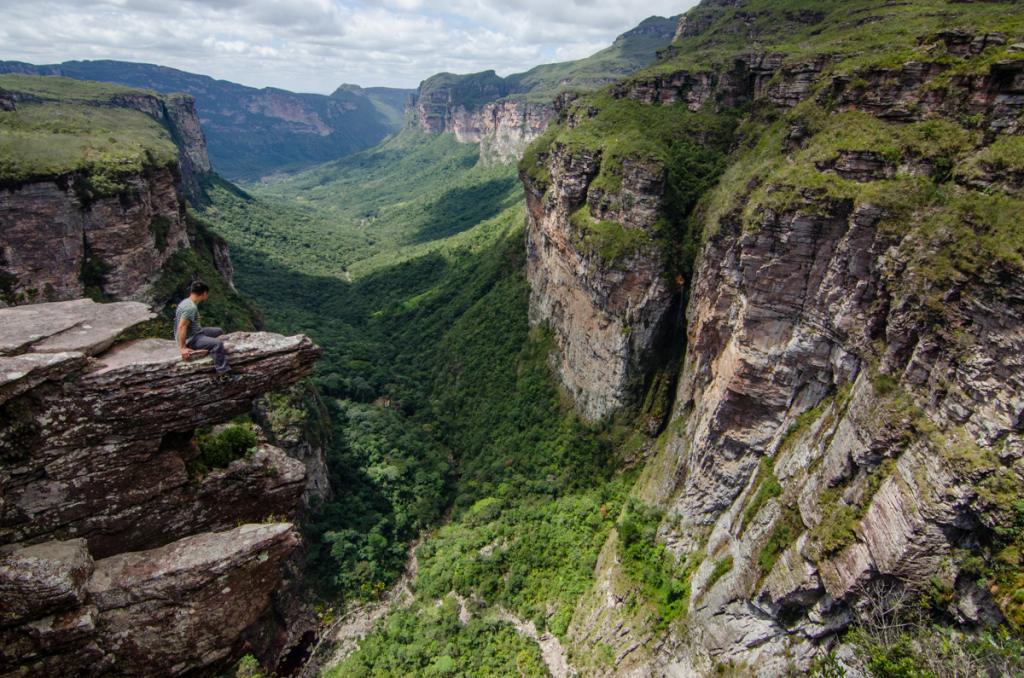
[175,280,238,382]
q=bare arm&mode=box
[177,318,194,360]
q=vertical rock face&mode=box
[529,3,1024,675]
[522,145,675,420]
[0,167,188,303]
[437,100,556,165]
[0,300,322,676]
[408,74,554,165]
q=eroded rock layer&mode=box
[0,167,189,303]
[522,147,674,420]
[0,300,321,676]
[522,1,1024,675]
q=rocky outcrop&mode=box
[0,167,189,304]
[529,4,1024,675]
[410,72,554,165]
[1,83,210,203]
[0,524,296,678]
[252,382,334,517]
[456,100,556,166]
[522,144,675,420]
[0,299,322,675]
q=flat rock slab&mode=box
[88,337,208,374]
[0,352,88,406]
[0,299,95,356]
[31,301,155,357]
[0,299,154,357]
[87,332,307,377]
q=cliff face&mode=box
[0,167,189,304]
[522,1,1024,674]
[449,100,556,166]
[522,145,675,419]
[410,72,554,165]
[0,299,321,676]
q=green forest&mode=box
[191,1,1024,676]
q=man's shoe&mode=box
[217,373,240,383]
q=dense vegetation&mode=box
[209,129,523,278]
[190,1,1024,675]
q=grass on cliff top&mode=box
[0,74,179,184]
[699,99,1024,294]
[650,0,1023,76]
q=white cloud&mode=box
[0,0,697,93]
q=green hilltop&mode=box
[0,74,179,186]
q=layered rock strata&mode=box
[0,299,321,676]
[522,148,675,419]
[525,4,1024,675]
[0,524,296,677]
[0,167,189,303]
[418,97,555,165]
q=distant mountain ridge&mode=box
[407,14,682,164]
[0,60,412,182]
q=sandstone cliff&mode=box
[0,76,243,313]
[0,299,321,676]
[521,1,1024,674]
[408,15,680,165]
[0,76,227,307]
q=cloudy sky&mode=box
[0,0,698,93]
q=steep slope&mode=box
[0,300,320,677]
[0,60,412,182]
[518,0,1024,674]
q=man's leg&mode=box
[191,330,230,374]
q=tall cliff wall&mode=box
[0,77,222,307]
[521,1,1024,674]
[410,79,555,165]
[1,166,190,304]
[521,142,676,419]
[0,299,321,676]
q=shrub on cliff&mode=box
[187,426,257,477]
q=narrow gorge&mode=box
[4,1,1024,677]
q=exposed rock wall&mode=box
[428,99,556,165]
[526,6,1024,675]
[0,299,322,676]
[0,524,296,678]
[0,167,188,304]
[522,145,675,420]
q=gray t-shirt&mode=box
[174,298,202,347]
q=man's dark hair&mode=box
[190,280,210,295]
